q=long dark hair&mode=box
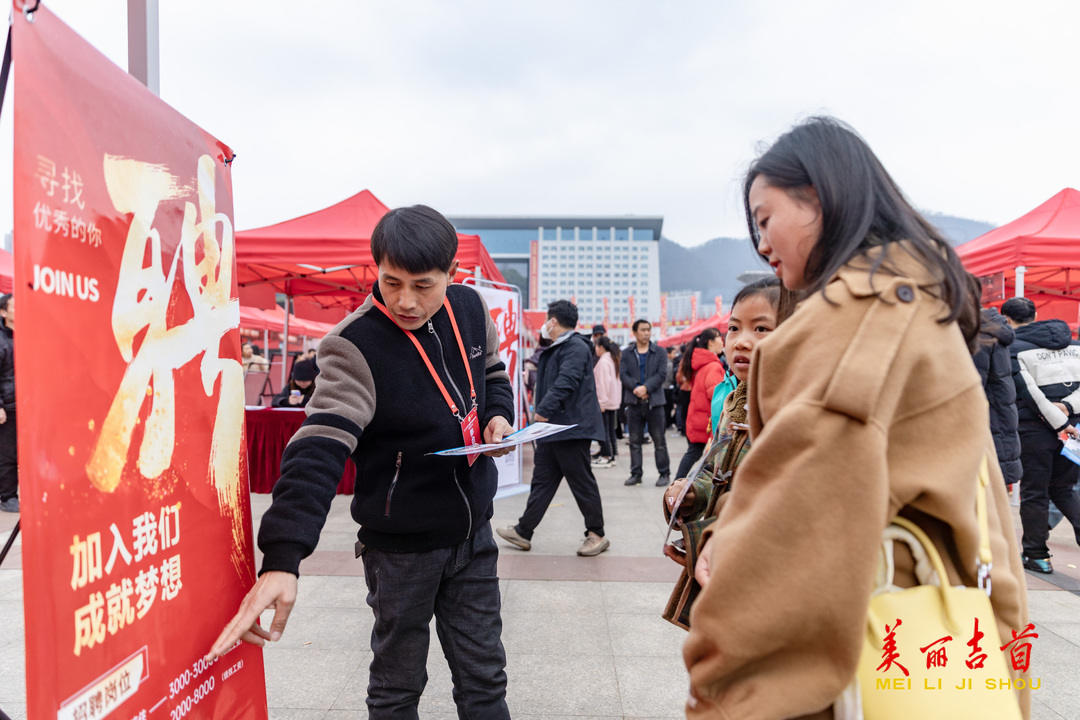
[600,337,621,373]
[678,327,722,384]
[743,117,978,348]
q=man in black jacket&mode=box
[211,206,515,718]
[1002,297,1080,574]
[0,294,15,513]
[498,300,609,556]
[620,319,671,486]
[972,308,1022,488]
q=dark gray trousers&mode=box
[1019,430,1080,559]
[0,414,16,502]
[627,403,670,479]
[361,522,509,719]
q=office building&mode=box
[449,215,663,334]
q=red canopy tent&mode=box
[239,305,334,337]
[235,189,503,313]
[0,250,11,294]
[236,189,505,386]
[658,312,731,349]
[957,188,1080,323]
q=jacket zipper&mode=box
[429,320,473,539]
[384,451,403,517]
[452,468,473,539]
[428,320,468,412]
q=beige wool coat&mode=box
[684,245,1030,720]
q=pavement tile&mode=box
[0,649,25,703]
[268,710,328,720]
[503,579,605,614]
[262,647,367,710]
[502,610,612,656]
[0,569,21,601]
[296,575,367,609]
[1026,589,1080,623]
[614,654,689,717]
[0,702,25,720]
[1034,621,1080,646]
[607,613,685,657]
[601,581,676,615]
[1031,696,1067,720]
[265,605,372,650]
[505,654,621,716]
[1024,625,1080,720]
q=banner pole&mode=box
[0,520,18,567]
[0,23,11,122]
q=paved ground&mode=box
[1,431,1079,719]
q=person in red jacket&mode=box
[673,327,725,480]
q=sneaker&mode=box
[1022,555,1052,574]
[496,525,531,551]
[591,457,615,468]
[655,474,671,487]
[0,497,18,513]
[577,531,610,557]
[624,475,642,486]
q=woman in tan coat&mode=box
[684,118,1030,719]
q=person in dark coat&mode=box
[1001,296,1080,574]
[972,307,1022,488]
[272,357,317,407]
[0,294,16,513]
[620,319,672,486]
[498,299,609,556]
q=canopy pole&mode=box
[1015,266,1026,298]
[263,328,269,365]
[281,297,291,390]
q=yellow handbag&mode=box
[838,458,1023,719]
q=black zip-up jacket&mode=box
[534,331,604,443]
[973,309,1021,485]
[1009,318,1080,434]
[0,326,13,413]
[619,342,669,408]
[258,283,514,574]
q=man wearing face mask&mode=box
[498,300,609,556]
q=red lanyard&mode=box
[371,296,476,420]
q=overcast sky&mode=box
[2,0,1078,246]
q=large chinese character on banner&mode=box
[470,283,523,490]
[13,4,267,718]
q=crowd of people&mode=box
[187,116,1076,718]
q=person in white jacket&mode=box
[592,337,622,468]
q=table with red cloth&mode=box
[245,407,355,494]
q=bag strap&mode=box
[880,516,966,635]
[887,455,993,596]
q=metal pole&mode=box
[1015,266,1026,298]
[281,298,290,391]
[126,0,160,94]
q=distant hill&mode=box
[660,212,996,306]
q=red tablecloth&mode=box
[245,408,355,494]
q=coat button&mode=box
[896,284,915,303]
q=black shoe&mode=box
[1022,555,1052,574]
[655,475,670,487]
[643,436,652,444]
[624,476,642,486]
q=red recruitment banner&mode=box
[12,5,267,719]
